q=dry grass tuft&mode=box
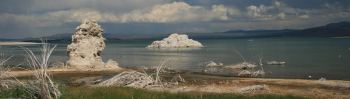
[23,41,61,99]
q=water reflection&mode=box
[146,47,202,51]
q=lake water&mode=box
[1,37,350,80]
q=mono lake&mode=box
[1,37,350,80]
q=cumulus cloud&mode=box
[111,2,238,23]
[0,1,240,27]
[84,2,239,23]
[0,9,101,27]
[2,1,347,27]
[246,1,309,20]
[1,0,350,38]
[246,5,274,20]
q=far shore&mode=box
[0,41,41,45]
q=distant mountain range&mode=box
[285,21,350,37]
[3,21,349,42]
[188,21,350,39]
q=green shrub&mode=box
[61,87,307,99]
[0,86,34,99]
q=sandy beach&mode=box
[1,68,126,78]
[2,69,349,99]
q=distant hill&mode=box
[0,38,17,41]
[16,21,350,42]
[187,29,297,39]
[19,33,72,43]
[19,33,124,43]
[188,21,350,39]
[285,21,350,37]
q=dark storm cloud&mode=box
[0,0,349,38]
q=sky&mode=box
[0,0,349,38]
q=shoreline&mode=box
[0,41,41,45]
[1,68,127,79]
[2,69,350,98]
[3,68,350,82]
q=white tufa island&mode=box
[67,19,119,70]
[147,33,203,48]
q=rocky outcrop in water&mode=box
[67,19,119,70]
[147,33,203,48]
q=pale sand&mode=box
[0,42,41,45]
[1,68,127,78]
[162,74,350,99]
